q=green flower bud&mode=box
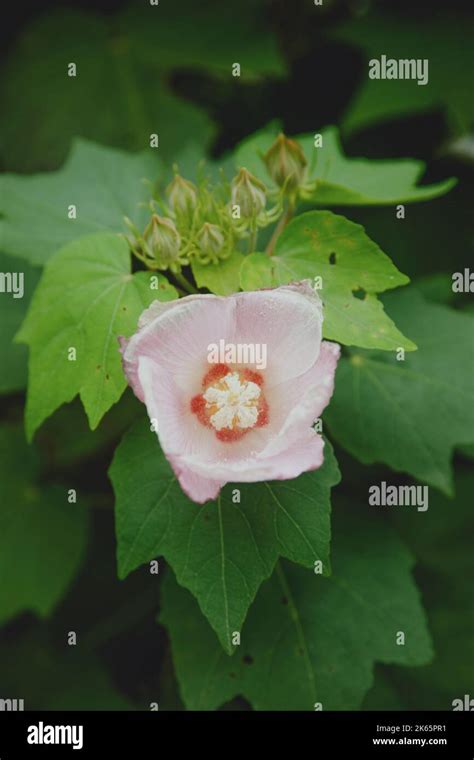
[143,214,181,268]
[166,174,198,217]
[196,222,226,263]
[231,168,267,218]
[263,133,307,192]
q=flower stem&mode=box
[248,219,258,254]
[131,247,155,269]
[173,270,199,295]
[265,200,295,256]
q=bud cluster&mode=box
[124,132,309,274]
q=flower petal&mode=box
[121,294,236,401]
[233,281,324,384]
[170,428,325,485]
[263,340,341,456]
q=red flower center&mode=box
[190,363,269,442]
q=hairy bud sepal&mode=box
[195,222,231,264]
[166,174,198,222]
[263,133,307,195]
[231,168,267,219]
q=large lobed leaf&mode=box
[325,288,474,495]
[0,140,160,266]
[240,211,416,351]
[109,418,340,654]
[160,507,433,710]
[17,233,177,439]
[298,128,456,205]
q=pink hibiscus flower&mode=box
[119,281,340,504]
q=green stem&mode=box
[131,247,155,269]
[265,200,295,256]
[248,219,258,254]
[173,270,199,294]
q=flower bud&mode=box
[196,223,226,263]
[231,168,267,218]
[143,214,181,268]
[166,174,198,217]
[263,133,307,192]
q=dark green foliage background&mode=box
[0,0,472,711]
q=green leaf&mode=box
[0,425,89,624]
[17,233,177,439]
[335,188,472,286]
[0,9,214,173]
[191,251,245,295]
[0,252,41,394]
[325,288,474,495]
[234,125,455,205]
[0,139,161,266]
[109,419,340,654]
[298,128,456,206]
[160,507,432,710]
[331,11,474,134]
[240,211,416,351]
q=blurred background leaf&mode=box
[0,425,89,624]
[332,10,474,135]
[0,8,214,172]
[120,0,285,77]
[0,252,40,393]
[362,465,474,710]
[0,627,134,709]
[0,1,286,173]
